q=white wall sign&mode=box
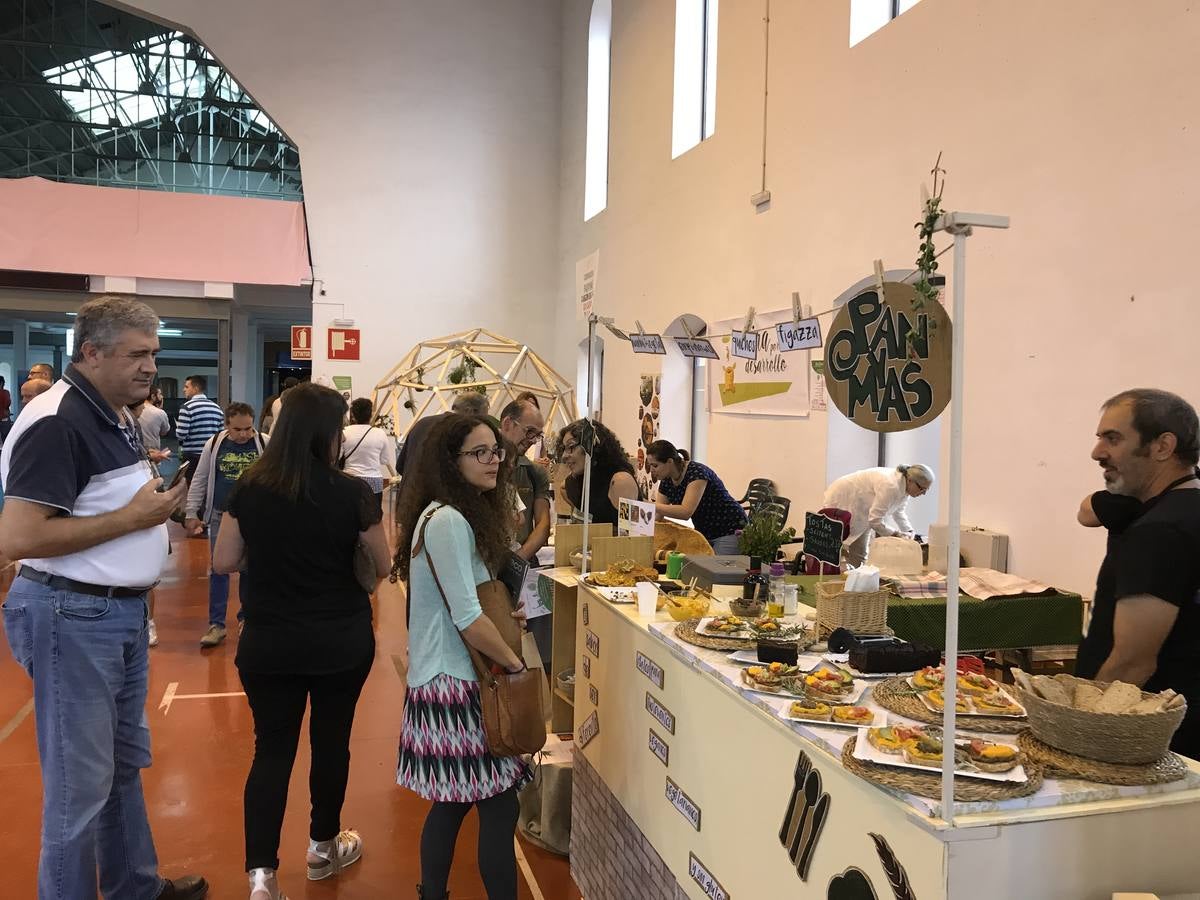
[589,684,599,705]
[579,710,600,748]
[582,603,589,626]
[711,307,811,418]
[648,728,670,766]
[776,318,823,352]
[576,250,600,319]
[618,497,656,537]
[636,651,665,689]
[730,329,760,360]
[666,777,701,831]
[674,337,720,359]
[630,332,667,354]
[688,853,730,900]
[585,629,600,658]
[645,691,675,734]
[582,654,592,678]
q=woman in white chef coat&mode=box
[821,464,934,567]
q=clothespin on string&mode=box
[681,318,696,340]
[873,259,887,305]
[791,291,802,326]
[741,305,756,336]
[600,316,628,341]
[635,320,646,337]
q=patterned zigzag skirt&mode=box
[398,673,532,803]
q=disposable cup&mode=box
[636,581,659,617]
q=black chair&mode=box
[758,495,791,531]
[738,477,776,513]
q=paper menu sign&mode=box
[630,333,666,354]
[618,497,656,537]
[576,251,599,319]
[730,330,759,360]
[776,318,823,352]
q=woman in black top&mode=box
[214,383,391,900]
[556,419,640,526]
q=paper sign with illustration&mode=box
[710,307,811,417]
[618,497,656,537]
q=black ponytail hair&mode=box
[647,439,689,466]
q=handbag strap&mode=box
[340,426,373,470]
[414,505,496,686]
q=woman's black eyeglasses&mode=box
[459,445,506,464]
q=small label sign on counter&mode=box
[589,684,599,705]
[645,692,676,734]
[582,654,591,678]
[585,630,600,658]
[688,853,730,900]
[636,651,665,689]
[666,777,701,831]
[630,332,667,354]
[578,711,600,749]
[776,318,823,352]
[648,728,670,766]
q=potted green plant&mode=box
[737,509,796,564]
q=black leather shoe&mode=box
[158,875,209,899]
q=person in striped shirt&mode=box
[176,375,224,532]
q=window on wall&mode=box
[584,0,612,221]
[850,0,922,47]
[671,0,719,159]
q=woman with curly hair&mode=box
[392,413,530,900]
[556,418,641,527]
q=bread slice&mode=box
[1011,668,1036,695]
[1093,680,1143,714]
[1032,675,1072,706]
[1129,696,1168,715]
[1074,682,1104,711]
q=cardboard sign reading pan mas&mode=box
[823,281,951,433]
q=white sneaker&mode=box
[307,829,362,880]
[147,620,159,647]
[248,867,287,900]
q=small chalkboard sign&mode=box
[803,511,845,568]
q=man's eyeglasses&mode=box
[520,425,542,440]
[460,445,507,464]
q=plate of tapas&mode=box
[783,701,878,728]
[917,686,1026,718]
[854,725,1027,782]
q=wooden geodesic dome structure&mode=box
[372,328,578,442]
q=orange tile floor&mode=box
[0,524,582,899]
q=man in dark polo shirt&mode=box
[0,296,208,899]
[1076,388,1200,759]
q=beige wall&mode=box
[556,0,1200,594]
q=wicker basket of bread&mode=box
[1011,669,1186,765]
[815,577,890,638]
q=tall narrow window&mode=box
[584,0,612,221]
[850,0,922,47]
[671,0,719,159]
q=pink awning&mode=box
[0,177,311,286]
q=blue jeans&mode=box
[208,514,244,628]
[710,533,741,555]
[2,576,163,900]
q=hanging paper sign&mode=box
[578,711,600,748]
[636,651,665,689]
[582,603,589,626]
[674,337,720,360]
[648,728,670,765]
[589,684,599,705]
[582,654,591,678]
[576,250,599,319]
[630,333,667,354]
[666,777,702,831]
[803,512,845,568]
[730,330,760,360]
[688,853,731,900]
[585,629,600,657]
[776,318,823,352]
[645,691,675,733]
[824,281,952,432]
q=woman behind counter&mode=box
[557,419,641,526]
[646,440,746,554]
[822,463,934,567]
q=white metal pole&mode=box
[580,315,597,578]
[940,227,969,824]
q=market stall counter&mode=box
[569,579,1200,900]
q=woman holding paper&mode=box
[822,464,934,567]
[647,440,747,554]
